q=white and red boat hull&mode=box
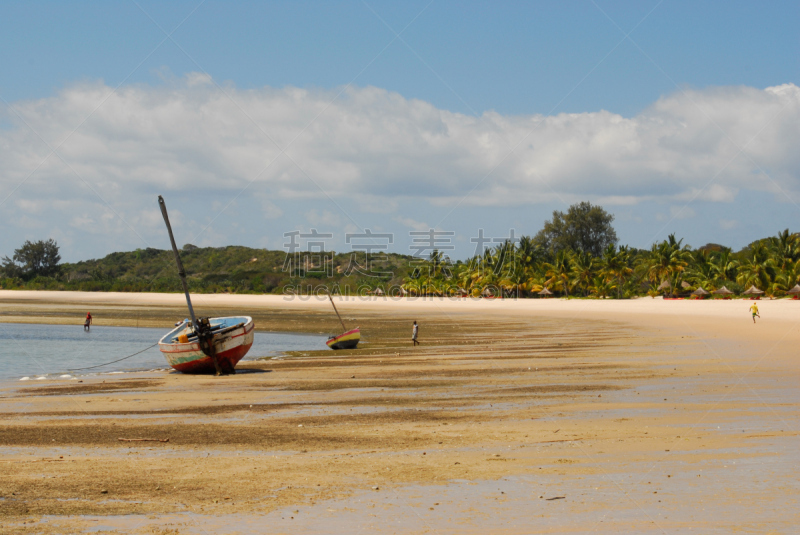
[158,316,255,374]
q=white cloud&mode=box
[15,199,46,214]
[1,77,799,257]
[185,72,213,87]
[393,216,430,232]
[2,77,798,210]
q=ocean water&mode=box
[0,322,327,380]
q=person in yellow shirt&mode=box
[749,303,760,323]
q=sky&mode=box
[1,0,799,263]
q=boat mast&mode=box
[158,195,198,329]
[328,293,348,332]
[158,195,225,375]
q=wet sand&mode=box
[1,291,798,533]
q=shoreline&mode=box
[3,288,798,322]
[0,321,328,383]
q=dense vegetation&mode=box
[2,203,798,298]
[403,229,800,298]
[0,243,414,295]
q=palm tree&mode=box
[710,249,738,286]
[589,275,615,299]
[570,251,596,297]
[402,277,422,296]
[471,248,501,294]
[517,235,544,270]
[492,240,518,282]
[638,234,690,297]
[454,263,476,295]
[499,263,529,298]
[772,259,800,297]
[769,229,800,271]
[543,250,573,297]
[687,249,716,290]
[601,244,633,299]
[737,242,776,291]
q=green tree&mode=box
[589,275,615,299]
[737,242,776,291]
[1,239,61,280]
[772,259,800,296]
[601,244,633,299]
[569,251,596,297]
[638,234,690,297]
[533,202,617,257]
[687,249,717,290]
[768,229,799,270]
[710,249,738,285]
[543,250,574,297]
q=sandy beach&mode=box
[1,290,798,533]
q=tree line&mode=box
[2,203,798,297]
[402,203,800,298]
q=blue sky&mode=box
[1,1,799,262]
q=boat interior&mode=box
[161,316,250,344]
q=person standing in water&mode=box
[84,312,92,331]
[411,320,419,346]
[749,303,760,323]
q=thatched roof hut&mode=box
[742,285,765,295]
[692,287,710,296]
[712,286,734,295]
[786,284,800,296]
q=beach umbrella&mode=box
[373,287,384,296]
[786,284,800,295]
[742,285,765,295]
[458,288,469,296]
[538,287,553,297]
[681,281,692,289]
[692,287,710,296]
[657,280,670,290]
[482,287,493,297]
[712,286,734,295]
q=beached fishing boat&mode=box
[159,316,255,374]
[326,294,360,350]
[157,195,255,374]
[326,327,361,350]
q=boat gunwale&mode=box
[158,316,253,346]
[327,327,360,342]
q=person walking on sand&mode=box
[412,320,419,346]
[749,303,760,324]
[84,312,92,331]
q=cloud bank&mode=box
[1,76,798,258]
[3,76,799,205]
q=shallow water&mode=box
[0,322,327,380]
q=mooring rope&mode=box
[68,342,159,371]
